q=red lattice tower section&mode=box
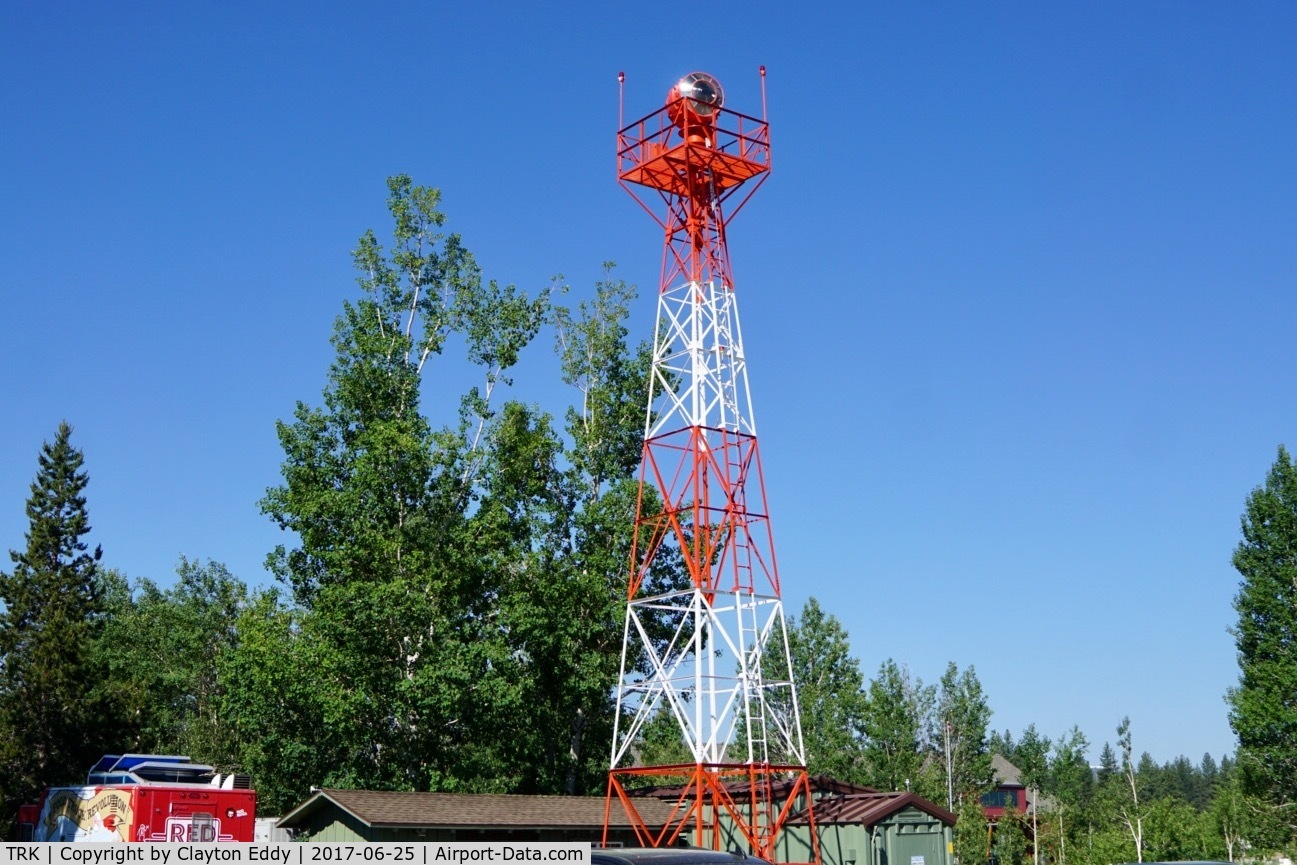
[602,70,820,865]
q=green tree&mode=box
[1164,755,1205,809]
[1080,825,1136,865]
[990,729,1016,759]
[1012,724,1050,793]
[1096,742,1118,786]
[1082,734,1138,865]
[775,598,868,782]
[261,175,523,605]
[98,558,249,765]
[633,704,695,773]
[1199,753,1219,804]
[1114,717,1145,862]
[993,802,1032,865]
[1009,725,1049,865]
[551,264,652,498]
[1137,752,1167,802]
[1142,796,1219,863]
[1211,769,1250,863]
[1210,761,1290,861]
[1227,445,1297,833]
[257,175,548,796]
[0,422,116,816]
[938,662,995,808]
[953,796,990,865]
[496,264,670,796]
[216,589,334,814]
[1048,726,1091,865]
[861,659,934,794]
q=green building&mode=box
[780,792,956,865]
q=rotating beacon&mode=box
[603,69,820,865]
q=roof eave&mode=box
[278,791,375,830]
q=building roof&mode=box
[278,789,677,831]
[991,755,1024,788]
[626,775,876,800]
[787,792,956,828]
[988,754,1053,812]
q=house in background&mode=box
[981,755,1034,821]
[981,754,1050,863]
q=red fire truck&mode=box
[18,754,256,842]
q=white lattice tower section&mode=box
[647,279,754,439]
[610,271,807,771]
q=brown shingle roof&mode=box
[786,792,956,828]
[279,789,677,830]
[991,755,1024,787]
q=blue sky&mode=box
[3,1,1294,768]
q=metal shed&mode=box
[277,788,677,845]
[780,792,956,865]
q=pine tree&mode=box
[1097,741,1118,786]
[0,422,113,815]
[1227,445,1297,831]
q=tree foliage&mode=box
[495,264,680,796]
[99,559,248,765]
[633,705,694,773]
[1114,716,1146,862]
[249,175,581,803]
[1049,727,1093,865]
[953,796,990,865]
[939,662,994,806]
[992,801,1031,865]
[776,598,869,782]
[216,588,329,814]
[0,423,116,817]
[1228,444,1297,832]
[861,659,935,794]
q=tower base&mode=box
[603,763,820,864]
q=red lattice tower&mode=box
[602,70,820,865]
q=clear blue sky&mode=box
[4,1,1294,768]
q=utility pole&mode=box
[945,719,954,812]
